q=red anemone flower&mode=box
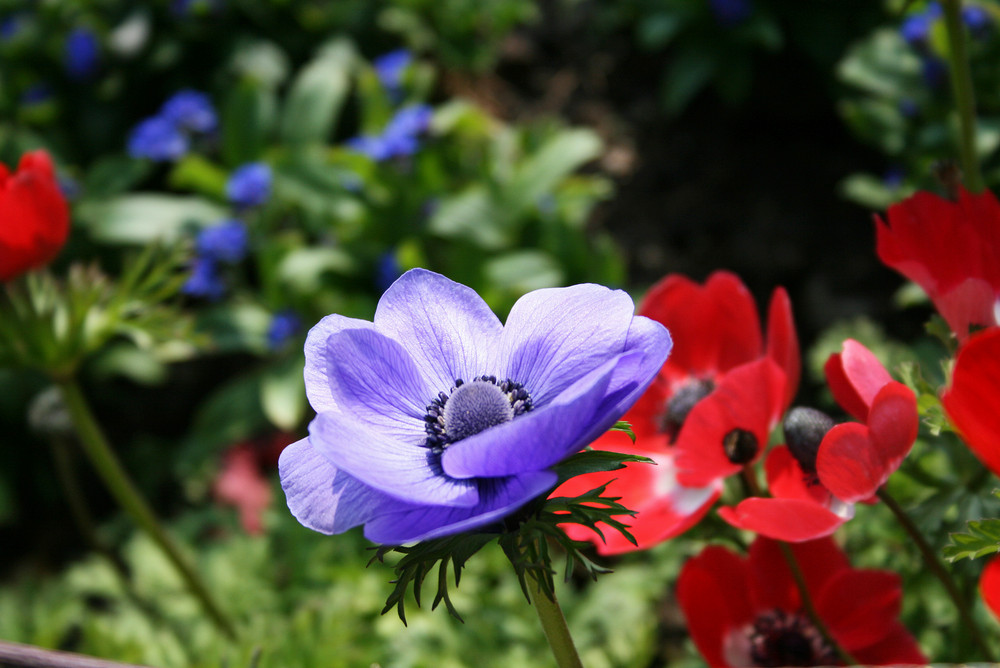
[942,327,1000,476]
[0,150,70,281]
[981,556,1000,622]
[876,187,1000,342]
[719,340,918,542]
[554,271,798,554]
[677,536,927,667]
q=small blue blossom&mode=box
[58,175,82,200]
[883,166,905,190]
[962,4,992,36]
[921,56,948,88]
[347,105,433,162]
[278,269,672,544]
[375,250,402,293]
[196,219,248,264]
[0,13,27,40]
[182,257,226,300]
[64,27,100,80]
[901,2,942,48]
[226,162,272,208]
[128,116,189,161]
[346,135,395,162]
[171,0,223,15]
[709,0,753,26]
[267,310,302,350]
[385,104,432,137]
[373,49,412,91]
[160,90,217,133]
[899,98,919,118]
[21,83,52,105]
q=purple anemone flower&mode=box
[279,269,672,545]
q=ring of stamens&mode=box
[423,375,533,452]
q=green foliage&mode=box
[945,491,1000,562]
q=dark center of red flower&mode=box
[783,406,836,476]
[659,377,715,441]
[423,376,532,452]
[748,609,837,667]
[723,427,758,464]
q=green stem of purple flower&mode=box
[877,487,995,660]
[56,377,238,640]
[943,0,985,192]
[526,564,584,668]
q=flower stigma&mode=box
[745,609,836,667]
[424,376,533,452]
[723,427,758,464]
[783,406,836,477]
[660,377,715,440]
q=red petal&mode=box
[640,271,763,377]
[824,340,892,421]
[0,150,70,281]
[748,537,850,613]
[765,446,829,505]
[765,286,800,409]
[816,569,902,649]
[677,546,754,667]
[867,381,918,474]
[815,422,883,503]
[674,358,787,487]
[718,497,848,542]
[935,277,998,342]
[980,556,1000,621]
[943,327,1000,476]
[851,622,928,665]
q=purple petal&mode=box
[303,314,375,413]
[498,284,636,405]
[325,328,431,442]
[363,471,558,544]
[278,438,398,534]
[441,354,624,479]
[309,411,478,507]
[374,269,502,392]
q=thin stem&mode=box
[741,467,858,665]
[0,639,154,668]
[942,0,986,192]
[55,377,237,640]
[877,487,995,660]
[526,569,584,668]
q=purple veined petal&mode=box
[363,470,558,544]
[441,352,628,479]
[303,314,375,413]
[498,283,636,406]
[374,269,503,391]
[279,438,399,534]
[325,327,432,443]
[309,411,479,508]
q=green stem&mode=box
[741,468,858,664]
[943,0,986,192]
[526,570,584,668]
[877,488,995,660]
[55,377,237,640]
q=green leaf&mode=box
[552,449,653,485]
[944,498,1000,562]
[610,420,635,442]
[660,47,716,116]
[222,78,277,167]
[504,129,602,218]
[428,187,507,248]
[280,40,354,146]
[260,355,307,431]
[76,194,228,244]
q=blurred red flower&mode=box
[0,150,70,281]
[677,536,927,667]
[214,433,294,535]
[942,327,1000,476]
[554,271,798,554]
[980,555,1000,622]
[719,340,917,542]
[876,187,1000,342]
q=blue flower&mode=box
[267,310,302,350]
[182,257,226,300]
[196,219,248,263]
[709,0,753,26]
[226,162,272,208]
[921,56,948,88]
[375,250,402,293]
[21,83,52,106]
[962,4,992,36]
[64,27,100,80]
[279,269,672,544]
[883,166,905,190]
[160,89,217,133]
[373,49,412,91]
[0,13,27,40]
[901,2,942,48]
[899,98,919,118]
[347,105,433,162]
[128,116,189,161]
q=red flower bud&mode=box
[0,150,70,281]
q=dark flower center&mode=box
[783,406,836,476]
[659,377,715,441]
[424,376,532,451]
[748,609,837,667]
[723,427,758,464]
